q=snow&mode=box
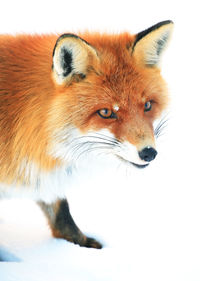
[1,1,200,280]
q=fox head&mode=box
[49,21,173,168]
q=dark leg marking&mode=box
[38,199,102,249]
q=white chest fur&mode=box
[0,166,72,204]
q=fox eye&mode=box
[144,101,152,112]
[97,109,117,119]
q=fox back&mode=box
[0,21,173,203]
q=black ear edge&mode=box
[132,20,174,51]
[52,33,92,58]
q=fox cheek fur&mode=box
[0,21,173,249]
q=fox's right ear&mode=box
[132,20,174,67]
[52,34,99,85]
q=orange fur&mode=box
[0,34,59,184]
[0,26,171,186]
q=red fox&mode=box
[0,21,173,249]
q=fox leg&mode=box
[37,199,102,249]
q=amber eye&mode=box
[97,108,117,119]
[144,101,152,112]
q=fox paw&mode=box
[83,236,103,249]
[53,229,102,249]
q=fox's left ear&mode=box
[132,20,174,67]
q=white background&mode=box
[0,0,200,280]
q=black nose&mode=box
[138,147,157,162]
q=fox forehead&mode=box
[59,33,166,108]
[59,53,166,118]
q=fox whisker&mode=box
[154,115,169,138]
[63,135,119,163]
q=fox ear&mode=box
[52,34,98,85]
[132,20,174,67]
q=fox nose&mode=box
[138,146,157,162]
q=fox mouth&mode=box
[130,162,149,169]
[117,156,149,169]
